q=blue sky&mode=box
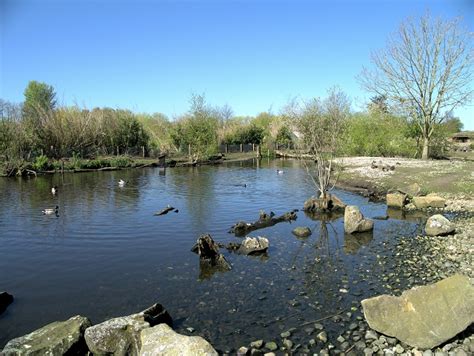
[1,0,473,128]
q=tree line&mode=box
[0,13,471,173]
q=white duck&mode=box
[118,179,126,187]
[42,206,59,215]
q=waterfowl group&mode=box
[51,186,58,195]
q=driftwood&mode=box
[229,210,298,237]
[303,194,346,213]
[154,205,178,216]
[191,234,231,277]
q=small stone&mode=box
[337,336,345,343]
[263,353,276,356]
[186,327,195,333]
[365,330,378,340]
[292,226,312,237]
[282,339,293,349]
[340,341,350,351]
[250,340,264,349]
[395,344,404,354]
[264,341,278,351]
[308,339,316,346]
[304,327,314,334]
[364,347,374,356]
[349,323,358,330]
[314,323,324,330]
[355,341,366,350]
[280,331,291,338]
[237,346,249,356]
[317,331,328,343]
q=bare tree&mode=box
[359,13,473,159]
[285,88,349,210]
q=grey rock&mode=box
[237,346,249,356]
[344,206,374,234]
[264,341,278,351]
[85,303,172,356]
[362,274,474,349]
[317,331,328,343]
[139,323,217,355]
[238,236,269,255]
[250,340,264,349]
[280,331,291,338]
[2,315,90,355]
[292,226,312,237]
[425,215,455,236]
[282,339,293,349]
[365,330,378,340]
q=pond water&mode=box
[0,159,424,351]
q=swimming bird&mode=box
[51,186,58,195]
[42,206,59,215]
[118,179,126,187]
[276,169,284,174]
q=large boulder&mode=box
[425,214,455,236]
[386,193,407,209]
[84,303,172,356]
[238,236,269,255]
[413,194,446,209]
[344,206,374,234]
[139,323,217,356]
[361,274,474,349]
[0,291,14,314]
[2,315,91,355]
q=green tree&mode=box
[23,80,56,119]
[176,94,219,161]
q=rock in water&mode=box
[386,193,407,209]
[2,315,91,355]
[139,323,218,356]
[0,291,14,314]
[303,194,346,213]
[238,236,269,255]
[413,194,446,209]
[292,226,312,237]
[344,206,374,234]
[84,303,172,356]
[425,214,455,236]
[361,274,474,349]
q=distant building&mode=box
[450,131,474,152]
[451,131,474,144]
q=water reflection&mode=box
[343,231,374,254]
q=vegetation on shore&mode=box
[1,13,472,177]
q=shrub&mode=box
[32,155,50,171]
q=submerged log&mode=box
[0,291,14,315]
[229,209,298,237]
[191,234,231,272]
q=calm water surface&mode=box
[0,159,422,351]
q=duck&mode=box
[118,179,126,187]
[276,169,284,174]
[42,206,59,215]
[51,186,58,195]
